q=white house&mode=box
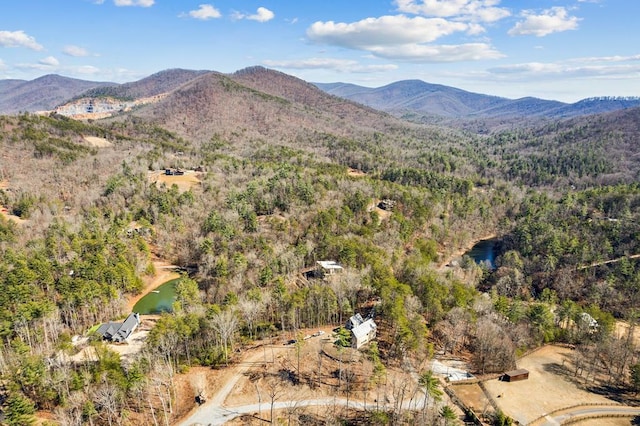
[351,318,377,349]
[316,260,343,277]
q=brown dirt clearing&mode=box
[368,200,391,221]
[0,207,26,225]
[148,170,202,193]
[449,382,492,415]
[483,345,616,425]
[614,321,640,347]
[347,168,366,177]
[83,135,113,147]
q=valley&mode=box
[0,66,639,426]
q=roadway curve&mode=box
[176,343,432,426]
[179,398,378,426]
[537,404,640,425]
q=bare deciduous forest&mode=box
[1,68,640,425]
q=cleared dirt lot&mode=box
[173,325,455,425]
[482,345,616,425]
[449,382,492,415]
[148,170,202,193]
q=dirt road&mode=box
[535,405,640,425]
[175,338,436,426]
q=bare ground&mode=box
[0,207,26,225]
[148,170,202,193]
[347,168,366,177]
[482,345,616,425]
[172,324,455,425]
[83,135,113,147]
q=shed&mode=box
[502,368,529,382]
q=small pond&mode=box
[465,238,501,269]
[132,277,180,314]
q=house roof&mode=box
[316,260,343,270]
[351,318,377,341]
[504,368,529,377]
[346,313,364,329]
[96,313,140,342]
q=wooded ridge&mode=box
[0,66,639,425]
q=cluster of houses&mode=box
[315,260,379,349]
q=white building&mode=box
[351,318,377,349]
[316,260,343,277]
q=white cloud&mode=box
[488,60,640,80]
[307,15,502,62]
[263,58,398,73]
[114,0,154,7]
[308,15,468,49]
[0,59,6,70]
[63,45,90,57]
[74,65,101,75]
[0,30,44,51]
[39,56,59,67]
[395,0,510,22]
[234,7,275,22]
[573,54,640,63]
[508,7,580,37]
[370,42,504,62]
[185,4,221,20]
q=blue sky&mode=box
[1,0,638,102]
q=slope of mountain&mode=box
[0,74,112,114]
[315,80,640,121]
[318,79,510,117]
[127,67,412,148]
[492,105,640,187]
[77,68,210,101]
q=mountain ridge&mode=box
[2,68,640,124]
[314,80,640,121]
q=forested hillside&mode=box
[1,68,640,425]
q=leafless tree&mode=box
[265,376,285,424]
[471,316,516,374]
[210,308,239,365]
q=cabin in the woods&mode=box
[96,313,141,343]
[345,312,378,349]
[316,260,343,277]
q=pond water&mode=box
[465,239,500,269]
[132,277,180,314]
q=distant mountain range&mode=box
[0,74,113,114]
[2,67,640,125]
[314,80,640,121]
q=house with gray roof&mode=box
[96,313,141,343]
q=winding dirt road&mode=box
[531,404,640,425]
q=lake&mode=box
[132,277,180,314]
[465,239,500,269]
